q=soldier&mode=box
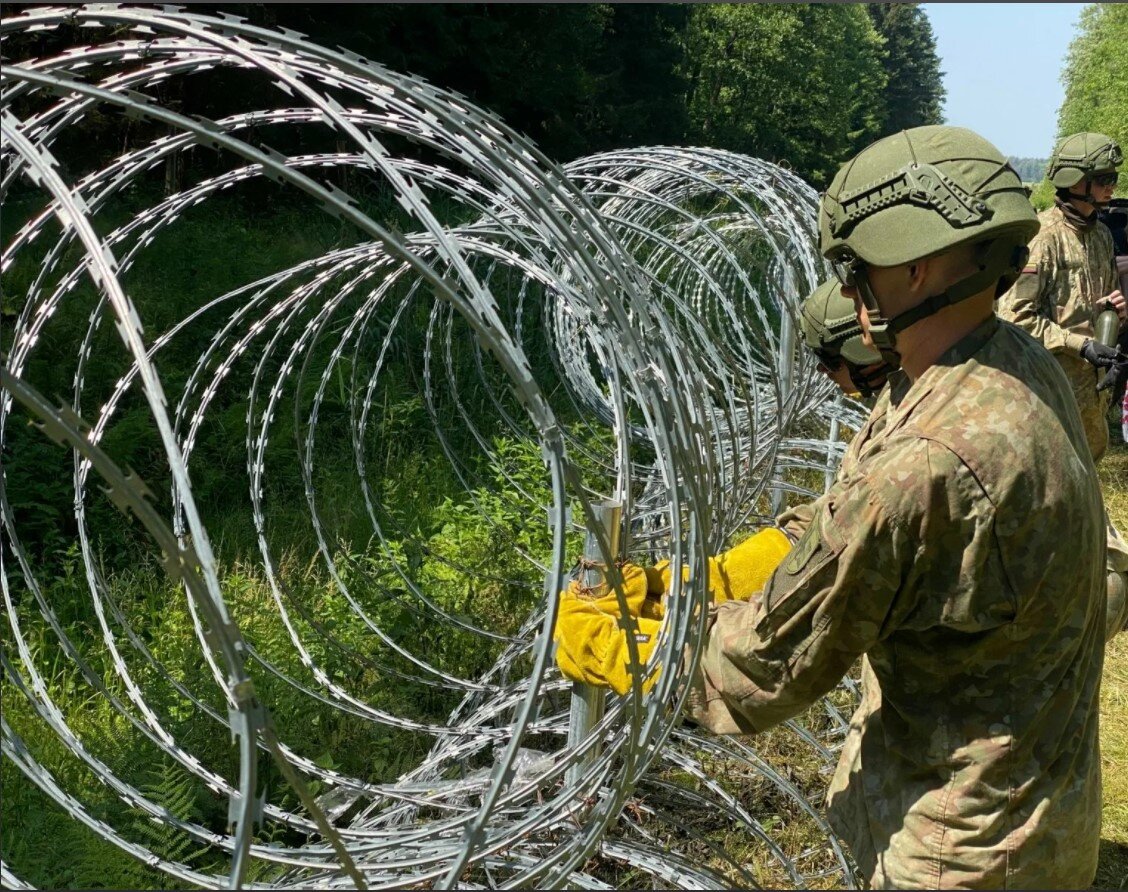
[800,279,1127,638]
[997,131,1126,461]
[556,126,1108,889]
[688,126,1108,889]
[996,132,1128,637]
[799,278,892,399]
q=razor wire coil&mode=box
[1,6,866,889]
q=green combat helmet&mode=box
[819,125,1040,368]
[799,279,889,396]
[1048,132,1122,188]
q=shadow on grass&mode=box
[1095,838,1128,890]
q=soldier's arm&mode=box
[997,240,1088,355]
[685,452,924,734]
[1098,227,1125,319]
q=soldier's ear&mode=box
[906,260,928,295]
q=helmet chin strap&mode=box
[855,275,903,371]
[845,361,890,398]
[854,240,1029,370]
[1065,191,1105,208]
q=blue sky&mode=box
[922,3,1082,159]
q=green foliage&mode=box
[1057,3,1128,196]
[1028,179,1056,212]
[1,767,171,890]
[867,4,946,134]
[1009,156,1049,183]
[1,4,953,187]
[585,5,692,150]
[0,608,205,890]
[682,4,888,188]
[198,3,690,163]
[121,760,214,881]
[242,2,946,179]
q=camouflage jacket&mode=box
[775,386,891,541]
[687,317,1107,889]
[997,204,1119,460]
[997,203,1119,355]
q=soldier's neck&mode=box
[1068,196,1098,217]
[896,293,996,382]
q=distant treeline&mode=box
[1009,157,1049,183]
[1013,3,1128,201]
[5,3,945,189]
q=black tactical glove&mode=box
[1079,338,1123,369]
[1097,358,1128,405]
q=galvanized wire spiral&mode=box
[1,7,865,889]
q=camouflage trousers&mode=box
[1059,354,1110,462]
[1109,516,1128,639]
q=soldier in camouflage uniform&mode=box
[800,278,892,399]
[997,132,1126,461]
[686,127,1107,889]
[996,132,1128,637]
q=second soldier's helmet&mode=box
[800,279,881,368]
[800,279,889,396]
[1047,132,1123,189]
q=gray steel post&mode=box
[825,392,842,493]
[565,499,622,786]
[772,309,796,514]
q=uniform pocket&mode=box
[755,506,843,637]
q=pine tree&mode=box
[683,4,888,188]
[867,4,946,135]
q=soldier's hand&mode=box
[1080,338,1123,369]
[552,562,664,695]
[649,528,791,604]
[1105,289,1127,322]
[1097,358,1128,404]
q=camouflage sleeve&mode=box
[1099,227,1119,297]
[681,435,983,735]
[997,235,1088,355]
[774,496,823,542]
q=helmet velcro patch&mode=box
[830,162,991,239]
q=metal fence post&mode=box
[825,391,842,493]
[565,499,622,786]
[772,308,796,514]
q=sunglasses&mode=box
[812,348,843,371]
[830,254,866,288]
[1092,172,1120,187]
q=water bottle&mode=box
[1095,305,1120,348]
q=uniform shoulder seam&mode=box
[912,435,995,509]
[864,434,980,528]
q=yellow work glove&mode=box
[553,562,665,696]
[552,529,790,695]
[650,527,791,603]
